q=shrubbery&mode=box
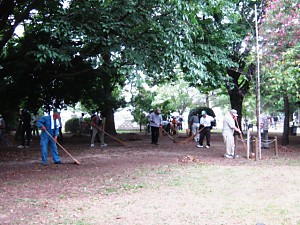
[188,106,216,127]
[64,118,80,133]
[65,117,91,134]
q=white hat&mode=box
[230,109,238,117]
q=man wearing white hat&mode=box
[222,109,242,158]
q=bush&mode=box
[188,106,216,127]
[64,118,80,133]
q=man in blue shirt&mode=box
[38,109,61,165]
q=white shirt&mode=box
[200,115,215,127]
[222,113,236,134]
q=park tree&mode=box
[130,87,155,132]
[260,46,300,145]
[21,0,238,134]
[175,0,265,128]
[154,79,206,116]
[259,0,300,145]
[1,0,200,132]
[0,1,62,53]
[1,0,269,134]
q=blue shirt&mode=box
[38,115,59,138]
[150,112,162,127]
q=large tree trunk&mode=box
[228,91,244,130]
[104,103,117,135]
[226,69,246,129]
[281,94,289,145]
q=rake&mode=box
[45,130,80,165]
[180,126,205,144]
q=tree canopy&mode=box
[0,0,298,143]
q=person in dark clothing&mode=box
[197,110,215,148]
[18,109,32,148]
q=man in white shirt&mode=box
[222,109,242,158]
[197,111,215,148]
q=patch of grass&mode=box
[59,195,66,199]
[105,187,118,193]
[61,219,92,225]
[121,183,147,191]
[168,176,183,187]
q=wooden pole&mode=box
[255,137,259,161]
[247,128,250,159]
[235,119,248,153]
[275,136,278,157]
[234,135,238,158]
[255,4,262,160]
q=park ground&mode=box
[0,130,300,225]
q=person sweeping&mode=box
[222,109,242,159]
[38,109,62,165]
[149,108,162,145]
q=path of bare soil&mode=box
[0,131,299,224]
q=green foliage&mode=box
[155,79,205,115]
[64,118,80,133]
[261,45,300,112]
[130,87,154,127]
[189,106,216,118]
[0,0,265,132]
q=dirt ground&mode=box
[0,131,300,225]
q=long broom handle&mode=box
[161,127,177,143]
[44,129,80,164]
[235,119,247,152]
[181,126,206,144]
[96,126,129,146]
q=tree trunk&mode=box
[281,94,289,145]
[226,64,255,131]
[104,103,117,135]
[205,94,209,107]
[229,91,244,131]
[226,69,247,130]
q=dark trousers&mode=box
[151,126,159,144]
[58,127,63,142]
[21,125,31,146]
[199,127,211,146]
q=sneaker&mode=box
[205,145,210,149]
[90,144,94,148]
[17,145,24,148]
[101,143,108,147]
[224,154,233,159]
[54,161,62,164]
[197,145,204,148]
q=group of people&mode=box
[149,108,242,159]
[190,109,242,158]
[189,110,216,149]
[17,109,63,148]
[0,106,255,165]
